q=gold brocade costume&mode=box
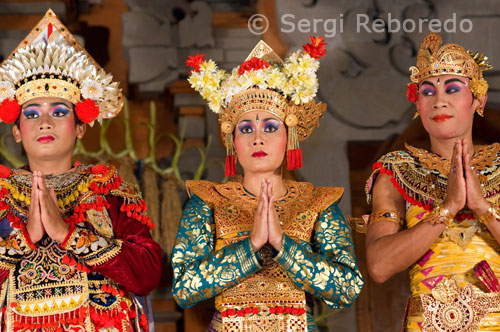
[172,178,363,332]
[367,143,500,332]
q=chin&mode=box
[243,163,281,174]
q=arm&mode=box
[61,195,163,296]
[366,174,445,283]
[274,202,364,308]
[171,195,262,308]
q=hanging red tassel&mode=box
[287,148,303,170]
[225,155,237,177]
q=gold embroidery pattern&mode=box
[366,143,500,207]
[86,208,114,237]
[63,226,122,266]
[187,178,343,242]
[419,277,500,332]
[9,237,89,317]
[221,310,307,332]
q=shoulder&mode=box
[84,164,153,229]
[287,180,344,212]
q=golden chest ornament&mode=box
[419,277,500,332]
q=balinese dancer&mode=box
[0,9,162,331]
[171,37,363,331]
[366,32,500,331]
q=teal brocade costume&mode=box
[171,179,363,331]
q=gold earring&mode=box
[412,110,420,119]
[476,107,484,117]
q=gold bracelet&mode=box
[369,210,404,227]
[477,202,500,226]
[425,204,453,226]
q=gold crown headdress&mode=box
[406,33,492,108]
[186,36,327,177]
[0,9,123,125]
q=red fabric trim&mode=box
[60,224,77,249]
[372,163,433,211]
[19,223,36,250]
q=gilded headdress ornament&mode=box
[0,9,123,125]
[406,33,491,105]
[186,36,328,177]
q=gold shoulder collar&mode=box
[405,142,500,175]
[366,143,500,208]
[311,186,344,212]
[186,180,220,207]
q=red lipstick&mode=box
[252,151,267,157]
[432,114,452,122]
[37,135,55,143]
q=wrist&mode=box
[54,224,70,243]
[442,201,459,217]
[472,200,492,218]
[269,234,283,251]
[250,237,264,252]
[426,203,454,226]
[476,202,500,226]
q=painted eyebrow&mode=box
[444,78,467,85]
[23,102,70,109]
[262,118,280,122]
[420,81,434,87]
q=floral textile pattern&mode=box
[171,179,363,332]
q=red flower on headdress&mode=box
[185,54,206,73]
[75,98,100,124]
[303,35,327,59]
[0,164,11,178]
[0,98,21,124]
[238,57,270,75]
[406,83,419,103]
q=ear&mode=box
[75,123,86,139]
[12,125,21,143]
[476,94,488,110]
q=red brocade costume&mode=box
[0,164,162,331]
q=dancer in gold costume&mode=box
[366,32,500,332]
[171,37,363,331]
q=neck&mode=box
[429,133,474,160]
[27,156,73,175]
[242,169,287,198]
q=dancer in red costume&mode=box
[0,10,162,331]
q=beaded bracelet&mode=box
[369,210,404,227]
[477,202,500,226]
[425,203,453,226]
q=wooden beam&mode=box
[179,106,205,117]
[168,80,195,94]
[257,0,288,58]
[212,12,253,28]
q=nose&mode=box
[38,113,53,131]
[252,130,264,146]
[433,90,448,110]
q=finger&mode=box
[451,141,458,166]
[269,195,276,219]
[49,187,58,202]
[267,179,273,202]
[456,140,464,177]
[37,189,46,222]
